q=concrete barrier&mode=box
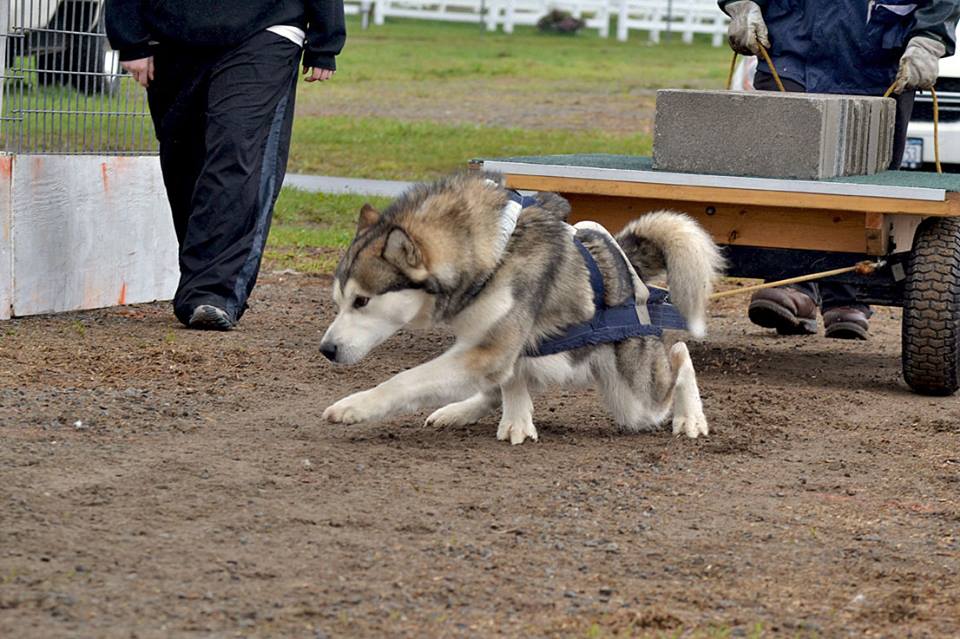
[0,155,178,318]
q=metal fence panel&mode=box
[1,0,156,155]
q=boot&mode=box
[748,286,818,336]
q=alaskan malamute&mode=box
[320,172,724,444]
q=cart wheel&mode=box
[902,217,960,395]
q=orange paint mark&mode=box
[0,156,12,178]
[101,162,110,192]
[118,282,127,306]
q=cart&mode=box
[472,154,960,395]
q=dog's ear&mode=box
[356,204,380,235]
[382,227,429,281]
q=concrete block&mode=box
[652,89,897,179]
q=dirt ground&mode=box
[1,271,958,638]
[297,79,660,133]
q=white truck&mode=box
[903,52,960,171]
[5,0,119,93]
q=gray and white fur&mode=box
[320,171,724,444]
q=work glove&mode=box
[725,0,769,55]
[892,36,946,93]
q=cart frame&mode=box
[474,156,960,395]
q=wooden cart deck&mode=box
[473,154,960,394]
[475,155,960,258]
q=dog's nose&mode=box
[320,342,338,362]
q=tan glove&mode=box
[725,0,769,56]
[892,36,946,93]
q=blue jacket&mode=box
[719,0,960,94]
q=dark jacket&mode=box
[719,0,960,94]
[105,0,346,70]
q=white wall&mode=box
[0,157,11,320]
[0,155,178,318]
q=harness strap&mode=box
[528,238,685,357]
[574,237,605,311]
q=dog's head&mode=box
[320,203,437,365]
[320,173,514,364]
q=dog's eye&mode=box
[353,296,370,309]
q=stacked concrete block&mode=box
[652,89,896,180]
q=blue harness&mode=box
[504,191,688,358]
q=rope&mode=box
[756,44,786,93]
[726,51,738,91]
[726,44,784,92]
[708,261,885,301]
[933,87,942,174]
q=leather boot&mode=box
[748,286,818,335]
[823,306,870,340]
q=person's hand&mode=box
[725,0,769,56]
[121,57,154,88]
[892,36,946,94]
[303,67,335,82]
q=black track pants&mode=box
[147,31,301,325]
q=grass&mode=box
[288,115,652,179]
[287,18,730,180]
[300,18,730,88]
[266,189,392,273]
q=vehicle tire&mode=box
[901,216,960,395]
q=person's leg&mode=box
[746,71,822,334]
[819,92,914,340]
[172,31,302,327]
[146,47,211,246]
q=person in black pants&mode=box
[720,0,960,339]
[105,1,346,330]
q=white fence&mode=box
[369,0,728,44]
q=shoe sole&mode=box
[188,305,234,331]
[825,321,868,341]
[748,300,817,336]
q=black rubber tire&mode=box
[901,217,960,395]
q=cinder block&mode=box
[652,90,897,179]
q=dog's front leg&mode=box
[497,370,537,445]
[322,347,508,425]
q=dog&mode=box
[320,171,724,444]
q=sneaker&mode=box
[747,286,818,336]
[188,304,234,331]
[823,306,870,340]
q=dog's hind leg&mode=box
[497,372,537,445]
[597,340,669,432]
[667,342,708,438]
[425,388,501,428]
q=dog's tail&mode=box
[615,211,725,338]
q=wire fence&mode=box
[1,0,156,155]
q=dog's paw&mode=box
[425,403,482,428]
[497,415,538,445]
[672,410,709,439]
[322,391,378,424]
